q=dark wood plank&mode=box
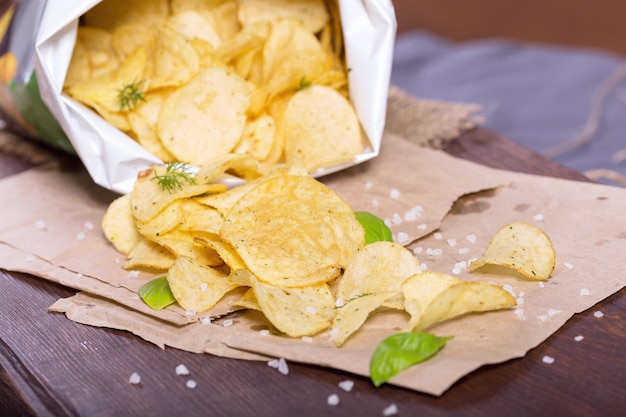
[1,129,625,416]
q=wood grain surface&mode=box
[1,128,625,417]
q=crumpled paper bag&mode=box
[1,131,625,396]
[33,0,397,194]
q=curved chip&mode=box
[101,193,139,255]
[469,222,556,280]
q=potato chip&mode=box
[64,41,90,87]
[124,236,176,271]
[168,256,242,312]
[149,26,200,89]
[177,200,225,234]
[215,21,269,64]
[337,241,422,310]
[151,229,223,267]
[156,66,251,165]
[83,0,169,31]
[231,288,261,311]
[469,222,556,280]
[281,85,363,171]
[194,233,248,271]
[75,27,119,77]
[331,292,396,347]
[101,194,139,255]
[237,0,330,34]
[402,272,517,331]
[231,269,336,337]
[134,200,184,240]
[194,152,268,184]
[166,11,223,48]
[126,91,175,161]
[233,114,276,161]
[111,23,155,62]
[220,171,364,287]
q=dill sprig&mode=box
[152,162,197,193]
[118,79,146,111]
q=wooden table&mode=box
[1,129,624,417]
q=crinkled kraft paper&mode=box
[1,132,626,396]
[34,0,397,194]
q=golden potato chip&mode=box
[168,256,242,312]
[232,115,276,162]
[330,292,396,347]
[166,11,223,48]
[402,272,517,331]
[64,41,90,87]
[110,23,155,61]
[156,66,251,165]
[134,200,184,239]
[131,165,217,223]
[124,236,176,270]
[101,194,138,255]
[75,27,119,77]
[151,229,223,267]
[337,241,422,310]
[194,233,248,271]
[231,269,336,337]
[149,26,200,89]
[83,0,169,31]
[281,85,363,171]
[220,172,364,287]
[177,200,225,234]
[127,91,175,161]
[207,0,242,41]
[469,222,556,280]
[215,21,269,63]
[194,153,268,184]
[231,288,261,311]
[237,0,330,34]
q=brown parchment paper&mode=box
[2,128,626,396]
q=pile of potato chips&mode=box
[64,0,364,172]
[102,153,556,347]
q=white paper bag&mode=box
[35,0,397,194]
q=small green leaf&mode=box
[152,161,197,193]
[355,211,393,245]
[369,332,453,387]
[138,276,176,310]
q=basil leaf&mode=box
[138,276,176,310]
[370,332,453,387]
[355,211,392,245]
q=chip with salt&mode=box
[402,272,517,332]
[469,222,556,280]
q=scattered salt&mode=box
[222,319,234,327]
[391,213,402,225]
[259,329,270,336]
[514,308,525,319]
[580,288,590,296]
[176,364,190,376]
[426,248,443,256]
[76,231,86,241]
[268,358,289,375]
[537,315,548,322]
[383,403,399,416]
[84,221,94,230]
[127,270,140,279]
[533,214,544,221]
[305,306,317,314]
[371,199,379,208]
[538,282,545,288]
[502,284,515,296]
[593,311,604,318]
[327,394,340,406]
[465,233,477,244]
[365,181,373,189]
[547,308,562,317]
[128,372,141,385]
[75,273,83,279]
[458,247,470,255]
[452,267,462,275]
[396,232,409,244]
[417,223,427,230]
[338,380,354,392]
[200,283,208,292]
[186,380,197,389]
[542,355,555,364]
[185,309,197,317]
[199,316,212,325]
[574,335,584,342]
[301,336,313,343]
[420,263,428,270]
[434,232,443,240]
[564,262,574,270]
[412,247,423,255]
[389,189,400,199]
[447,238,457,247]
[404,211,417,222]
[334,298,344,308]
[34,220,47,230]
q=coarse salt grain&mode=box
[259,329,270,336]
[84,221,94,230]
[176,364,190,376]
[390,189,400,199]
[447,238,457,247]
[34,220,47,230]
[305,306,317,314]
[371,199,379,208]
[75,273,83,279]
[564,262,574,270]
[426,248,443,256]
[542,355,555,364]
[404,211,417,222]
[534,214,544,221]
[338,380,354,392]
[391,213,402,225]
[186,380,197,389]
[593,311,604,318]
[127,270,140,279]
[268,358,289,375]
[301,336,313,343]
[185,309,197,317]
[538,282,545,288]
[76,231,86,241]
[327,394,340,406]
[335,298,344,308]
[129,372,141,384]
[200,316,212,324]
[383,403,398,416]
[417,223,427,230]
[396,232,409,244]
[420,263,428,270]
[200,283,208,292]
[458,247,469,255]
[580,288,590,296]
[547,308,562,317]
[514,308,525,319]
[365,181,373,189]
[222,319,234,327]
[574,335,584,342]
[413,247,423,255]
[434,232,443,240]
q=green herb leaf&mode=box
[152,162,197,193]
[138,276,176,310]
[370,332,453,387]
[355,211,393,245]
[294,77,312,92]
[118,79,146,111]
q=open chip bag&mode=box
[0,0,396,194]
